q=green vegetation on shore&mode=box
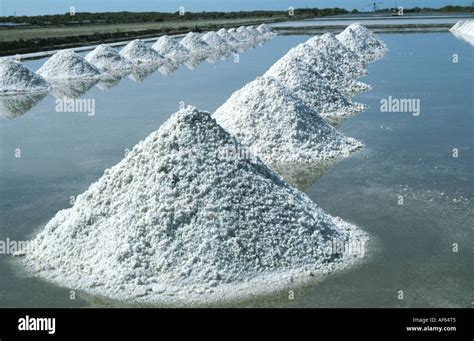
[0,6,472,56]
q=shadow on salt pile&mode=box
[50,79,99,99]
[271,160,336,192]
[0,92,48,119]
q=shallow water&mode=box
[0,32,473,307]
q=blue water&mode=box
[0,32,473,307]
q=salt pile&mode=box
[0,58,50,93]
[450,20,474,46]
[85,44,134,72]
[285,43,372,95]
[216,28,240,47]
[246,26,264,40]
[307,34,367,78]
[265,56,365,121]
[236,26,257,42]
[120,39,165,65]
[152,35,189,62]
[21,106,368,304]
[37,50,101,80]
[336,23,387,63]
[202,31,230,51]
[450,20,474,37]
[213,76,363,164]
[180,32,214,56]
[257,23,274,37]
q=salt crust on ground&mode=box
[0,58,50,93]
[213,76,364,163]
[20,106,368,305]
[36,50,101,80]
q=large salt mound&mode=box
[285,43,372,96]
[180,32,214,56]
[308,33,367,78]
[37,50,101,80]
[236,26,257,42]
[265,56,365,121]
[337,23,387,63]
[202,31,230,51]
[0,58,50,93]
[21,106,367,304]
[85,44,134,72]
[246,26,264,40]
[213,76,363,164]
[120,39,165,65]
[151,35,189,62]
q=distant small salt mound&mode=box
[152,35,189,62]
[337,23,387,62]
[307,33,367,78]
[286,43,372,96]
[0,58,50,93]
[236,26,256,42]
[216,28,240,47]
[180,32,214,56]
[246,26,264,40]
[214,76,363,164]
[120,39,165,65]
[265,56,364,121]
[257,23,274,37]
[450,20,474,46]
[202,31,230,51]
[37,50,101,80]
[85,44,134,72]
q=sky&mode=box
[0,0,472,16]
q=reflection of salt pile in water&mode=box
[265,56,365,121]
[85,44,133,72]
[0,92,48,119]
[50,79,99,99]
[152,35,189,62]
[337,23,387,63]
[214,76,363,164]
[0,58,50,93]
[128,64,160,83]
[309,33,367,78]
[450,20,474,46]
[285,43,371,96]
[120,39,165,65]
[37,50,101,80]
[21,106,367,304]
[180,32,214,56]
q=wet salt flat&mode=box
[0,32,473,307]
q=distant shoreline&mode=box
[1,10,472,58]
